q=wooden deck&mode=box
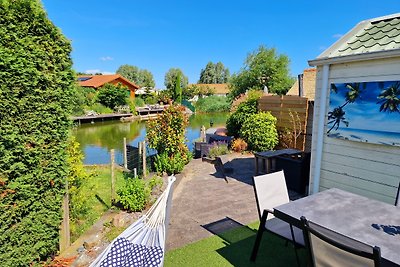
[72,113,133,124]
[72,105,169,124]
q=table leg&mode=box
[266,158,271,173]
[255,156,259,175]
[262,158,266,174]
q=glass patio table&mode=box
[274,188,400,266]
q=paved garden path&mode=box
[61,153,259,266]
[166,153,259,251]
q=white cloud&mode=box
[100,56,114,61]
[84,69,101,74]
[101,71,114,75]
[332,33,343,39]
[84,69,114,75]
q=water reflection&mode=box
[72,112,228,164]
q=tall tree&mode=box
[175,74,182,103]
[116,64,155,88]
[198,61,230,84]
[0,0,75,264]
[164,68,188,91]
[229,46,294,99]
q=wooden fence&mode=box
[258,95,309,151]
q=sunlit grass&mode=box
[70,165,125,242]
[165,221,307,267]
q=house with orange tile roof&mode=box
[195,83,230,96]
[78,74,139,99]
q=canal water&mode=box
[73,113,228,164]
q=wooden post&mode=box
[111,149,115,205]
[134,168,137,178]
[59,179,70,252]
[142,141,147,178]
[123,138,128,170]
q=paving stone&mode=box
[166,153,259,251]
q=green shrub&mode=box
[66,137,94,221]
[147,176,163,191]
[134,97,146,107]
[127,98,136,114]
[89,103,113,114]
[143,93,158,105]
[240,112,278,152]
[226,98,258,137]
[117,178,150,212]
[208,142,229,158]
[154,152,188,175]
[0,1,75,265]
[96,83,128,109]
[247,89,264,101]
[195,96,230,113]
[147,105,190,174]
[71,86,98,115]
[157,90,172,104]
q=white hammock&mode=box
[89,175,176,267]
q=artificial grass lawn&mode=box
[70,165,125,242]
[165,221,307,267]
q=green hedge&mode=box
[0,1,75,265]
[195,96,230,113]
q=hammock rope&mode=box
[89,175,176,267]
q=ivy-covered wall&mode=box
[0,0,75,265]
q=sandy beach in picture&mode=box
[328,128,400,147]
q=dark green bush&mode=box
[96,83,128,109]
[0,1,75,265]
[117,178,150,212]
[195,96,230,113]
[226,98,258,137]
[240,112,278,152]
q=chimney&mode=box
[298,74,304,97]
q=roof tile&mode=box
[78,74,139,89]
[333,16,400,57]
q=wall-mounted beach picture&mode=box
[327,81,400,147]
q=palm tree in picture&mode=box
[344,82,365,106]
[326,82,363,134]
[377,82,400,113]
[327,106,349,133]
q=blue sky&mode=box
[41,0,399,89]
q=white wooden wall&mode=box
[310,57,400,204]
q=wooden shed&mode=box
[308,13,400,204]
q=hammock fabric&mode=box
[90,176,176,267]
